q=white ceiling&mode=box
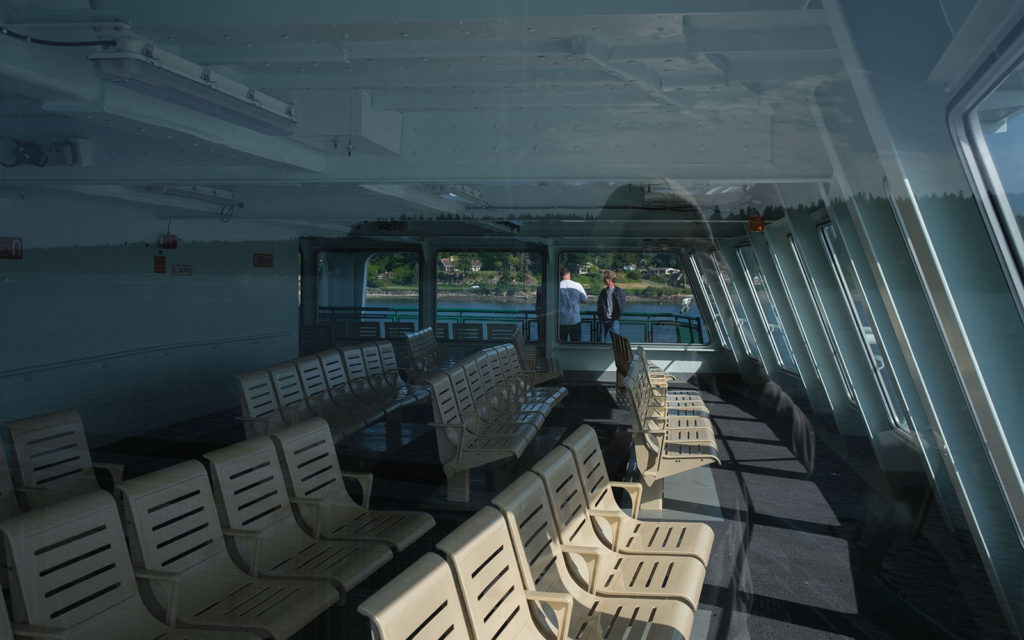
[0,0,852,242]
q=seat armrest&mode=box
[524,590,572,640]
[223,528,264,576]
[607,481,643,519]
[587,509,626,548]
[560,544,605,592]
[135,568,181,625]
[92,461,125,484]
[340,472,373,508]
[289,496,325,536]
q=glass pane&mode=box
[555,252,706,344]
[690,253,732,350]
[820,224,909,429]
[316,251,421,338]
[737,245,797,370]
[712,249,761,360]
[789,235,856,401]
[435,250,542,341]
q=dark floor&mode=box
[94,377,1017,639]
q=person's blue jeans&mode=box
[598,319,619,342]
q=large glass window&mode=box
[317,250,420,339]
[690,253,731,350]
[737,245,797,370]
[963,55,1024,310]
[556,251,707,344]
[789,235,856,401]
[820,223,909,429]
[435,250,542,341]
[711,249,761,360]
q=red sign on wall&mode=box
[0,237,23,259]
[154,255,167,273]
[253,252,275,268]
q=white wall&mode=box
[0,195,300,444]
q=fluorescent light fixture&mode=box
[437,184,489,207]
[90,38,297,135]
[149,185,242,207]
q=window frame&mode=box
[710,248,761,361]
[819,222,910,430]
[689,252,731,351]
[736,243,798,372]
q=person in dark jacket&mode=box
[596,270,626,342]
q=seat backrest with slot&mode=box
[4,409,96,496]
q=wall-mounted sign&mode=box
[0,236,23,259]
[171,264,194,276]
[154,255,167,273]
[253,252,275,268]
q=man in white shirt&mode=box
[558,266,589,342]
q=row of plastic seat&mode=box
[621,348,720,509]
[0,417,434,640]
[359,425,713,639]
[511,324,562,384]
[400,326,453,383]
[237,340,429,441]
[426,343,568,501]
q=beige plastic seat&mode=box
[294,354,367,441]
[236,369,292,438]
[268,362,319,423]
[512,325,561,384]
[358,553,473,640]
[0,491,259,640]
[117,460,339,639]
[377,340,430,401]
[465,497,693,640]
[623,370,715,441]
[315,349,387,428]
[531,448,706,610]
[436,507,572,639]
[623,376,720,487]
[634,347,706,406]
[203,437,394,597]
[447,364,543,437]
[270,418,434,551]
[494,343,567,405]
[561,425,714,566]
[4,409,124,509]
[426,372,528,501]
[341,345,398,415]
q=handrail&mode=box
[315,304,705,344]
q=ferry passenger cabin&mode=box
[2,0,1024,638]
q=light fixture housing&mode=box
[436,184,489,207]
[90,38,297,135]
[149,185,242,207]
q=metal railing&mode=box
[316,305,704,344]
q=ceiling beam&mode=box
[80,1,816,29]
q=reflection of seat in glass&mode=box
[384,321,415,339]
[453,323,483,340]
[356,321,382,339]
[433,323,450,341]
[486,322,517,341]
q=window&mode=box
[690,253,731,350]
[435,250,542,341]
[317,250,421,339]
[556,251,707,344]
[820,224,909,429]
[736,245,797,370]
[789,235,856,401]
[711,249,761,360]
[957,51,1024,316]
